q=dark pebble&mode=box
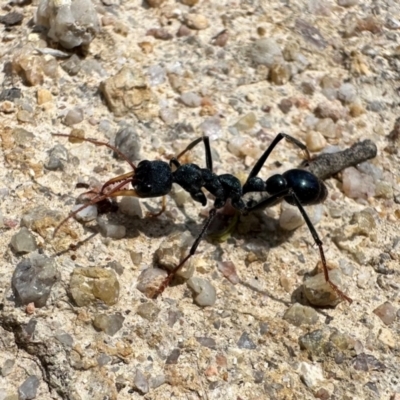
[0,11,24,26]
[237,332,257,349]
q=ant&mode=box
[52,132,352,304]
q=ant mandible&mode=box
[52,132,352,304]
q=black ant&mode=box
[52,132,352,304]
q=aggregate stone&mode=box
[187,277,217,307]
[12,255,60,307]
[60,54,81,76]
[297,362,324,388]
[237,332,257,350]
[92,313,125,336]
[63,108,84,126]
[17,375,40,400]
[373,302,397,326]
[283,303,319,326]
[45,144,69,171]
[133,369,149,394]
[303,269,346,307]
[136,302,160,322]
[136,268,168,298]
[114,125,141,161]
[251,38,283,67]
[10,228,37,254]
[1,359,15,377]
[69,267,120,306]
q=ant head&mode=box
[134,160,173,198]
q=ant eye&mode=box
[141,183,152,193]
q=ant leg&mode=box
[152,207,217,297]
[245,133,310,183]
[100,171,135,194]
[246,191,352,304]
[174,136,213,171]
[52,133,136,171]
[53,178,135,238]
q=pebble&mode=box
[17,110,34,123]
[1,359,15,377]
[119,197,143,218]
[342,167,375,199]
[283,303,319,326]
[279,202,323,231]
[63,108,84,126]
[0,11,24,26]
[373,302,397,326]
[237,332,257,349]
[55,331,74,347]
[92,313,125,336]
[146,0,164,7]
[165,348,180,364]
[136,302,160,322]
[69,267,120,306]
[251,38,282,67]
[36,0,100,49]
[337,0,358,6]
[199,116,222,140]
[303,269,345,306]
[12,255,60,307]
[21,206,63,237]
[181,0,199,5]
[278,98,293,114]
[228,136,259,158]
[183,14,210,30]
[10,227,38,254]
[179,92,202,107]
[268,62,291,85]
[298,329,327,356]
[60,54,81,76]
[146,28,173,41]
[337,83,357,104]
[97,218,126,239]
[297,362,324,388]
[196,337,216,349]
[133,370,149,394]
[12,53,44,86]
[352,353,385,372]
[295,18,327,50]
[37,88,52,105]
[315,118,338,139]
[217,261,240,284]
[72,204,98,223]
[136,268,168,298]
[155,232,195,280]
[187,277,217,307]
[159,106,179,125]
[234,112,257,132]
[45,144,69,171]
[306,131,327,152]
[18,375,40,400]
[114,125,141,161]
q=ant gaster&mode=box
[53,133,352,304]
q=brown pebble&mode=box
[278,98,293,114]
[37,89,53,105]
[373,302,397,326]
[184,14,209,30]
[181,0,199,5]
[146,0,165,7]
[211,29,229,47]
[146,28,173,40]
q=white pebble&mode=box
[73,205,98,222]
[187,277,216,307]
[306,131,327,152]
[119,197,144,218]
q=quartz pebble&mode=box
[199,116,222,140]
[303,269,345,306]
[280,202,323,231]
[72,204,98,223]
[69,267,120,306]
[338,83,357,104]
[283,303,319,326]
[134,370,149,394]
[297,362,324,388]
[63,108,84,126]
[18,375,40,400]
[36,0,100,49]
[179,92,202,108]
[306,131,326,152]
[12,255,60,307]
[342,167,375,199]
[119,197,143,218]
[136,268,168,298]
[373,302,397,326]
[187,277,217,307]
[92,313,125,336]
[237,332,257,349]
[183,14,209,30]
[10,227,38,254]
[251,38,283,67]
[234,112,257,132]
[97,218,126,239]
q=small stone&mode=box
[181,0,199,5]
[92,313,125,336]
[0,100,16,113]
[295,19,327,49]
[217,261,240,284]
[136,302,160,322]
[21,206,63,237]
[146,28,173,40]
[63,108,84,126]
[12,255,60,308]
[0,11,24,26]
[119,197,143,218]
[297,362,324,388]
[301,81,315,95]
[279,202,323,231]
[237,332,257,349]
[342,167,375,199]
[251,38,283,67]
[179,92,202,107]
[1,359,15,377]
[146,0,164,7]
[133,370,149,394]
[306,131,327,152]
[97,218,126,239]
[337,0,358,6]
[283,303,319,326]
[298,329,327,356]
[55,331,74,347]
[10,227,37,254]
[155,232,195,280]
[18,375,40,400]
[17,110,34,123]
[13,52,44,86]
[268,62,291,85]
[159,106,179,125]
[278,98,293,114]
[348,101,365,118]
[228,136,259,158]
[165,348,180,364]
[199,116,222,140]
[373,302,397,326]
[45,144,69,171]
[136,268,168,298]
[338,83,357,104]
[114,124,141,161]
[315,118,338,139]
[36,0,100,49]
[352,353,385,372]
[234,112,257,131]
[303,269,345,306]
[187,277,217,307]
[183,14,209,30]
[60,54,81,76]
[195,337,216,349]
[69,267,120,306]
[73,204,98,223]
[37,89,52,105]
